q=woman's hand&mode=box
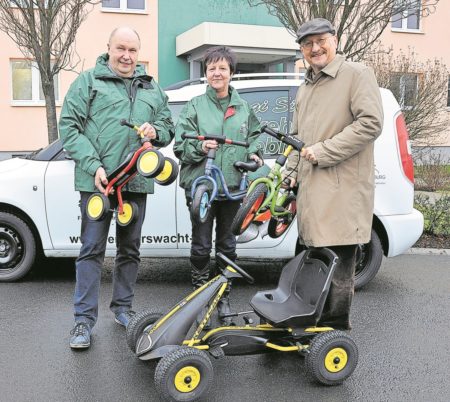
[201,139,218,153]
[249,154,263,167]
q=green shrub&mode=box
[414,192,450,236]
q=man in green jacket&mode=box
[60,27,174,349]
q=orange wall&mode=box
[0,1,158,153]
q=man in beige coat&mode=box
[284,18,383,329]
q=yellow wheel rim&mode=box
[117,202,133,225]
[174,366,201,393]
[324,347,348,373]
[155,160,173,182]
[87,195,104,219]
[139,151,159,175]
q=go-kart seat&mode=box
[250,248,337,328]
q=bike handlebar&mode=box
[181,133,249,148]
[261,125,304,151]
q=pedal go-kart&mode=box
[231,125,304,238]
[86,119,178,226]
[126,250,358,401]
[181,133,259,224]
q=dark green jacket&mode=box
[174,85,262,192]
[59,53,174,193]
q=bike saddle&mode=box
[233,160,259,172]
[107,151,135,182]
[250,248,337,328]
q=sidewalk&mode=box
[407,247,449,256]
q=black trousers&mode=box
[317,244,358,330]
[188,198,240,287]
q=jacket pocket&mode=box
[132,91,157,124]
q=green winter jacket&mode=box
[174,85,262,193]
[59,53,174,193]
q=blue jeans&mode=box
[74,191,147,327]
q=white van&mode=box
[0,74,423,288]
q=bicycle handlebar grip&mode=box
[120,119,136,129]
[261,125,304,151]
[181,133,249,147]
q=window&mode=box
[102,0,146,12]
[240,90,293,158]
[11,60,59,105]
[392,0,421,31]
[390,73,418,108]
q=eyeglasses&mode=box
[300,36,333,50]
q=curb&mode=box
[406,247,450,256]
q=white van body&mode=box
[0,75,423,287]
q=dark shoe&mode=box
[69,322,91,349]
[114,310,136,328]
[217,297,235,326]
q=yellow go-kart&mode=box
[127,249,358,401]
[86,120,178,226]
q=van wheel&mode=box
[0,212,36,282]
[354,230,383,290]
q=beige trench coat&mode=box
[285,54,383,247]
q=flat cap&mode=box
[296,18,336,44]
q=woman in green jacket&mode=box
[174,46,263,326]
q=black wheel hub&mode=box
[0,227,22,267]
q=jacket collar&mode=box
[93,53,149,80]
[205,84,243,107]
[305,54,345,84]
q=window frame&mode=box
[101,0,147,14]
[391,0,422,33]
[10,59,60,107]
[390,72,419,110]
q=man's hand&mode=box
[138,122,157,140]
[249,153,263,167]
[95,166,108,194]
[301,146,317,164]
[201,139,218,153]
[281,177,296,189]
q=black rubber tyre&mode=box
[231,183,268,235]
[116,201,138,227]
[154,157,179,186]
[86,193,110,221]
[191,184,211,224]
[0,212,36,282]
[267,193,297,238]
[155,347,214,402]
[137,149,165,178]
[306,330,358,386]
[126,310,163,353]
[354,229,384,290]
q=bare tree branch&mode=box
[247,0,440,61]
[0,0,98,143]
[367,47,450,146]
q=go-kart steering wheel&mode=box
[216,252,254,284]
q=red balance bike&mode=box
[86,120,178,226]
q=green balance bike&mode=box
[86,119,178,226]
[231,125,304,238]
[126,249,358,401]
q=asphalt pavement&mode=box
[1,253,449,402]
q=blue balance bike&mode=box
[126,249,358,401]
[181,133,259,224]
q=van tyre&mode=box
[0,212,36,282]
[354,229,383,290]
[306,330,358,386]
[155,346,213,402]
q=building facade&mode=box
[0,0,449,159]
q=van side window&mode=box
[239,90,293,158]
